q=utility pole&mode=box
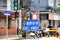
[37,0,40,25]
[37,0,40,19]
[38,0,40,13]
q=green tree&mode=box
[23,0,29,8]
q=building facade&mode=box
[31,0,60,28]
[0,0,18,35]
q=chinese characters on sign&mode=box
[22,20,39,31]
[26,20,39,26]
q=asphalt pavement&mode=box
[0,34,60,40]
[19,37,60,40]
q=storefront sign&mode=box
[49,13,60,20]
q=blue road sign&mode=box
[4,11,11,15]
[22,20,40,31]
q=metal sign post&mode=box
[6,15,8,40]
[4,11,10,40]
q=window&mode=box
[53,20,55,27]
[1,20,5,27]
[0,0,3,7]
[11,20,15,28]
[0,0,7,9]
[0,20,5,28]
[57,0,60,3]
[58,21,60,27]
[0,20,1,27]
[3,0,7,7]
[40,14,48,20]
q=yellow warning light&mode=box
[23,16,28,20]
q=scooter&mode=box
[29,31,36,38]
[36,30,44,38]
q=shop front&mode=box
[40,14,49,28]
[49,13,60,28]
[0,10,17,35]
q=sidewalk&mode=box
[0,35,19,40]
